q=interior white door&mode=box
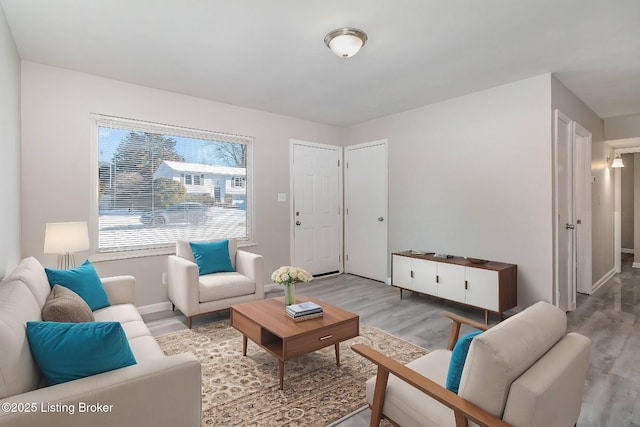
[554,110,576,311]
[574,123,593,295]
[344,140,388,282]
[291,141,341,276]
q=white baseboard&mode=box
[590,268,616,295]
[264,283,280,293]
[622,248,635,254]
[137,302,173,315]
[633,262,640,269]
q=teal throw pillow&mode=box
[189,240,234,275]
[26,321,137,385]
[45,260,110,311]
[445,330,483,393]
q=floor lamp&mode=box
[43,222,90,269]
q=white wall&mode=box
[605,114,640,140]
[345,74,553,307]
[20,61,344,306]
[550,76,611,287]
[0,5,21,279]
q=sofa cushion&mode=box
[2,256,51,308]
[26,321,137,385]
[458,301,567,418]
[446,330,482,393]
[127,335,166,363]
[198,272,255,302]
[0,280,43,399]
[189,239,234,275]
[45,260,110,310]
[366,349,454,427]
[177,238,237,270]
[41,285,95,323]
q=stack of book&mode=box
[286,301,323,322]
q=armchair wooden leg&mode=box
[370,366,390,427]
[187,316,193,329]
[454,411,469,427]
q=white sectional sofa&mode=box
[0,257,201,427]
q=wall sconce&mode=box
[44,222,90,269]
[607,152,624,168]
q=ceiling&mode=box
[2,0,639,127]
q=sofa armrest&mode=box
[351,344,511,427]
[167,255,200,317]
[235,250,264,300]
[101,275,136,305]
[0,353,201,427]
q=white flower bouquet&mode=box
[271,266,313,305]
[271,266,313,286]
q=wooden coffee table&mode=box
[230,296,359,389]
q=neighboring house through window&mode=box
[94,114,252,254]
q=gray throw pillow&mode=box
[42,285,95,323]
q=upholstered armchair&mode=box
[168,238,264,328]
[352,301,592,427]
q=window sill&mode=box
[90,240,257,262]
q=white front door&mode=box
[554,110,576,311]
[344,140,388,282]
[291,140,342,276]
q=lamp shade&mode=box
[611,155,624,168]
[44,222,90,254]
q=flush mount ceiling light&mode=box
[324,27,368,58]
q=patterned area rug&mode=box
[156,321,428,426]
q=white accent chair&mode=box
[168,238,264,328]
[352,301,592,427]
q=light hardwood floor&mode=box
[144,254,640,427]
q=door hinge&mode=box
[338,160,340,167]
[346,162,349,168]
[339,255,341,263]
[346,208,349,215]
[346,254,349,261]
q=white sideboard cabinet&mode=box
[391,252,517,323]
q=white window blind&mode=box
[95,114,252,253]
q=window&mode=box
[95,114,252,254]
[232,177,246,188]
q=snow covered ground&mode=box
[98,207,246,250]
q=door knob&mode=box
[378,217,384,222]
[296,221,301,226]
[565,223,575,230]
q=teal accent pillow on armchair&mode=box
[189,240,235,275]
[445,330,483,393]
[45,260,110,310]
[26,321,137,385]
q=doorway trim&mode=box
[289,139,343,274]
[609,137,640,272]
[553,109,593,310]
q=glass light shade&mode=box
[611,157,624,168]
[329,34,364,58]
[44,222,90,253]
[324,28,368,58]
